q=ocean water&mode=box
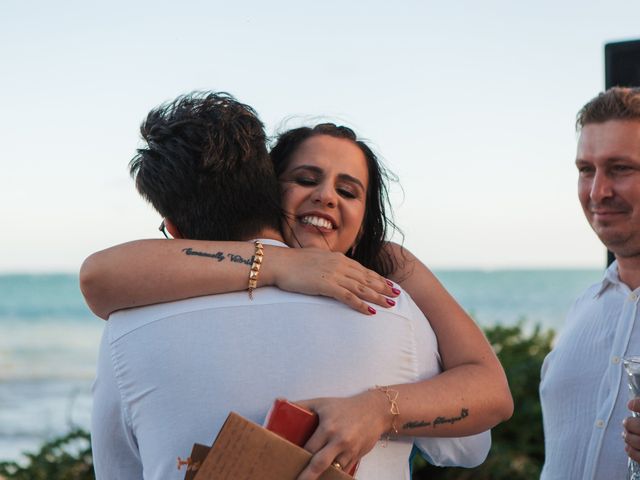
[0,275,101,463]
[435,269,604,330]
[0,269,604,462]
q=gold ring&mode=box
[332,461,343,470]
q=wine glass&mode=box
[623,356,640,480]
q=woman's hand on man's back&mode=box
[266,247,400,315]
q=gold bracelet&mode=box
[372,385,400,439]
[248,240,264,300]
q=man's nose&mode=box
[590,170,614,203]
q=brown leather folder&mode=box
[185,412,352,480]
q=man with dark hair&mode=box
[88,91,489,480]
[129,91,282,241]
[540,86,640,479]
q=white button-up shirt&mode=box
[91,240,489,480]
[540,261,640,479]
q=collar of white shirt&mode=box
[595,260,621,298]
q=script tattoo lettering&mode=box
[402,420,431,429]
[182,248,225,262]
[227,253,253,265]
[402,408,469,430]
[181,248,254,266]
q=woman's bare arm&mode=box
[79,239,398,319]
[387,242,513,426]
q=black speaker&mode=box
[603,40,640,266]
[605,39,640,88]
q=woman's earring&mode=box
[349,244,357,257]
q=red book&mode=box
[263,399,358,477]
[263,398,319,446]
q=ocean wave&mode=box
[0,321,102,381]
[0,274,93,322]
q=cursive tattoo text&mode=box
[182,248,225,261]
[226,254,253,265]
[402,408,469,430]
[182,248,254,265]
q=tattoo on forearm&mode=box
[226,254,253,265]
[182,248,225,261]
[182,248,253,265]
[402,408,469,430]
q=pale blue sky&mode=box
[2,0,639,271]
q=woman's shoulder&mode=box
[383,241,413,260]
[382,242,435,284]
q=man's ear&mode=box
[164,218,183,239]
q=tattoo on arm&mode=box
[402,408,469,430]
[402,420,431,429]
[182,248,225,261]
[226,253,253,265]
[182,248,254,265]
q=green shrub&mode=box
[413,322,554,480]
[0,429,94,480]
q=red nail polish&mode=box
[368,306,377,314]
[386,298,396,306]
[386,279,394,287]
[392,287,401,295]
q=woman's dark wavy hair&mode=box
[270,123,401,277]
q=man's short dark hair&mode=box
[577,86,640,130]
[129,91,281,241]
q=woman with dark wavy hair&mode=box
[81,121,512,479]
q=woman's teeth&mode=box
[300,216,333,229]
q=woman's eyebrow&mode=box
[337,173,365,191]
[288,165,323,175]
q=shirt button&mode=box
[613,356,621,364]
[631,293,639,302]
[595,419,605,428]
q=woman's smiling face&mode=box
[279,134,369,253]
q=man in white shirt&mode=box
[540,86,640,479]
[88,91,489,480]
